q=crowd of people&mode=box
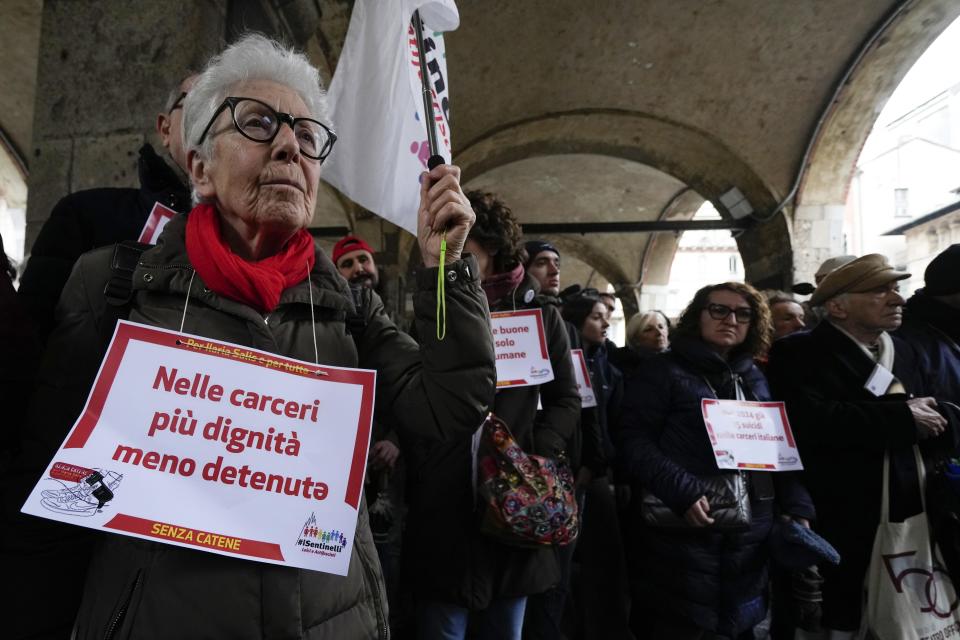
[2,33,960,640]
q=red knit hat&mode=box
[332,235,375,265]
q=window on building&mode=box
[894,188,910,218]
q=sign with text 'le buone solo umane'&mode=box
[490,309,554,388]
[22,321,377,576]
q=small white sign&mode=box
[701,399,803,471]
[864,363,895,397]
[490,309,554,389]
[570,349,597,408]
[137,202,177,245]
[22,321,377,575]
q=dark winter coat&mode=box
[583,341,623,474]
[3,214,495,639]
[402,273,581,610]
[0,238,40,471]
[17,144,190,342]
[616,336,814,635]
[766,320,955,630]
[896,290,960,402]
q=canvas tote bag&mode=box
[860,447,960,639]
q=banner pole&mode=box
[412,10,446,170]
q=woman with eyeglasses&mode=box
[614,283,813,640]
[8,35,496,639]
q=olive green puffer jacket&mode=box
[8,214,495,640]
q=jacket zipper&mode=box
[358,547,389,640]
[103,569,143,640]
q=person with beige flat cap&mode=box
[766,253,956,636]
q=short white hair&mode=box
[626,310,669,351]
[182,33,331,165]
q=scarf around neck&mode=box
[185,202,316,313]
[829,320,903,394]
[481,262,525,306]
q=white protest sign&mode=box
[137,202,177,245]
[22,321,376,576]
[864,363,895,397]
[701,399,803,471]
[490,309,554,388]
[570,349,597,408]
[322,0,458,234]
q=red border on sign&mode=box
[701,399,719,445]
[137,202,176,244]
[64,321,376,509]
[571,349,594,390]
[490,309,549,359]
[701,398,799,459]
[104,513,284,560]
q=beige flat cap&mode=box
[809,254,910,306]
[814,255,857,280]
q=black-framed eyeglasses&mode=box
[168,91,187,114]
[705,303,753,324]
[196,96,337,162]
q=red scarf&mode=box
[481,262,525,306]
[185,203,316,313]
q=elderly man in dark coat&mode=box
[766,254,953,634]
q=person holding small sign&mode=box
[5,34,495,640]
[616,282,814,639]
[767,254,957,636]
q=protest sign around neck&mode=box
[701,399,803,471]
[570,349,597,408]
[490,309,554,388]
[22,321,376,576]
[137,202,177,245]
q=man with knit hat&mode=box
[333,234,380,290]
[524,240,561,297]
[766,253,952,635]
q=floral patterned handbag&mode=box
[474,413,579,547]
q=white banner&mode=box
[570,349,597,408]
[491,309,554,389]
[137,202,177,245]
[701,399,803,471]
[22,321,377,576]
[322,0,459,234]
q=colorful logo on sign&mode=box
[297,512,348,558]
[41,462,122,517]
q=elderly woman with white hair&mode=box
[609,310,670,379]
[6,35,495,639]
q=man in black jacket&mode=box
[767,254,950,634]
[18,74,196,341]
[896,244,960,401]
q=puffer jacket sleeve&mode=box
[4,248,114,639]
[532,304,580,458]
[355,255,496,442]
[615,357,705,516]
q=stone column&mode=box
[790,203,846,285]
[24,0,228,253]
